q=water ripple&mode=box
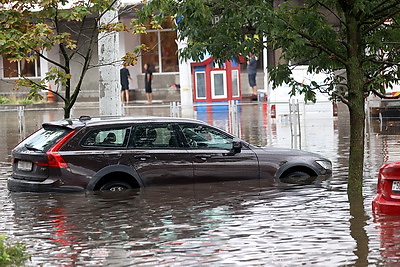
[0,105,398,265]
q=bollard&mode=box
[170,101,181,117]
[332,102,338,117]
[47,90,55,103]
[228,100,240,136]
[271,104,276,119]
[17,105,26,139]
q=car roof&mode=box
[42,116,208,130]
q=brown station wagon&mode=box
[8,116,332,192]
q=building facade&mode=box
[0,3,267,104]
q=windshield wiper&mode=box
[24,144,42,152]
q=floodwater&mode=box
[0,102,400,266]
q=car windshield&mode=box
[16,126,72,152]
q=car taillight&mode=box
[377,168,384,194]
[377,163,392,194]
[35,130,76,168]
[45,152,68,168]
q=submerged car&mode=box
[8,116,332,192]
[373,162,400,214]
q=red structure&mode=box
[191,57,242,103]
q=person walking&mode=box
[120,64,132,105]
[247,53,257,97]
[144,63,153,104]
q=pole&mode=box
[98,1,122,116]
[177,34,194,117]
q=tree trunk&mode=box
[347,94,365,196]
[348,190,369,266]
[64,105,71,119]
[63,90,74,119]
[345,8,365,197]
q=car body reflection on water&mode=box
[8,180,346,266]
[373,214,400,265]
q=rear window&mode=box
[15,126,72,152]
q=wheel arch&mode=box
[86,165,144,191]
[276,163,318,179]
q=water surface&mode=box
[0,103,399,266]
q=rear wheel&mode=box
[280,171,314,184]
[99,181,132,191]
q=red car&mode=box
[373,162,400,214]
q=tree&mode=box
[138,0,400,196]
[0,0,136,118]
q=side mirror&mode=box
[231,138,242,154]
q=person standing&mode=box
[144,63,153,104]
[120,64,132,105]
[247,53,257,97]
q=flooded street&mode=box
[1,102,400,266]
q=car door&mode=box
[178,123,259,183]
[127,123,194,186]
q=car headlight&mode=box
[315,160,332,170]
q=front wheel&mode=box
[280,171,314,184]
[99,181,132,191]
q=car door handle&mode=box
[195,155,212,161]
[103,152,121,156]
[134,155,151,161]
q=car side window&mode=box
[129,124,180,148]
[179,124,233,149]
[81,127,130,148]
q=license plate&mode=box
[17,160,32,171]
[392,181,400,192]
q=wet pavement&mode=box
[0,102,400,266]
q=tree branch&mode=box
[18,77,66,102]
[274,13,347,66]
[315,0,346,27]
[371,88,400,99]
[362,5,400,33]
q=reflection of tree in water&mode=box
[348,193,369,266]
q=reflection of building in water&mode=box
[194,102,339,162]
[195,103,232,134]
[366,123,400,167]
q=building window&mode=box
[160,31,179,72]
[211,71,226,99]
[232,70,240,97]
[2,54,41,78]
[195,72,206,99]
[141,20,178,73]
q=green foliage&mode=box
[44,68,72,88]
[0,235,29,265]
[99,22,128,33]
[0,96,44,105]
[18,99,35,105]
[0,0,123,118]
[137,0,400,103]
[0,97,11,104]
